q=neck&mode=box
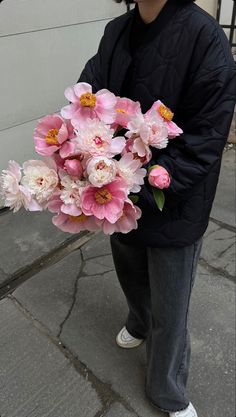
[138,0,168,24]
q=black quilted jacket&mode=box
[78,0,236,247]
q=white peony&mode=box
[60,173,87,206]
[0,160,42,212]
[75,118,125,158]
[116,153,146,193]
[21,160,58,203]
[86,156,117,188]
[58,170,88,216]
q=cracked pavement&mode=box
[0,148,235,417]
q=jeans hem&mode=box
[125,322,147,340]
[145,382,189,413]
[147,395,190,413]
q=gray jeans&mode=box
[110,234,203,413]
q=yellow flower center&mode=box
[158,104,174,122]
[95,188,112,205]
[69,213,87,223]
[45,128,59,145]
[80,92,97,108]
[116,108,128,114]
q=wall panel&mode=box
[196,0,217,17]
[0,0,125,182]
[0,0,126,36]
[0,120,39,206]
[0,20,109,130]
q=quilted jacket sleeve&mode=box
[76,20,112,91]
[77,50,102,92]
[153,64,236,199]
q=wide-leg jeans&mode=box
[110,234,203,413]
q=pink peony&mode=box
[86,156,117,187]
[148,100,183,138]
[126,110,168,159]
[122,137,152,165]
[52,212,101,233]
[114,97,141,129]
[102,200,142,234]
[51,153,65,170]
[122,137,134,155]
[46,191,63,213]
[59,139,77,159]
[81,178,128,223]
[148,165,171,189]
[75,118,125,158]
[61,82,117,127]
[129,136,153,164]
[34,114,75,157]
[116,152,146,193]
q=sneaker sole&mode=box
[116,334,144,349]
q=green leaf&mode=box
[152,188,165,211]
[129,195,139,204]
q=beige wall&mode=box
[0,0,126,183]
[196,0,217,16]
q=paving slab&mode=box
[211,148,236,227]
[83,254,114,276]
[13,249,82,336]
[188,265,235,417]
[0,209,73,285]
[104,402,138,417]
[203,220,220,238]
[82,233,112,260]
[58,271,159,417]
[201,227,235,277]
[0,298,102,417]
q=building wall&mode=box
[196,0,217,16]
[0,0,126,182]
[218,0,236,46]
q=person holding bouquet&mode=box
[0,0,234,416]
[77,0,235,416]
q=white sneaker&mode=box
[169,402,198,417]
[116,326,144,348]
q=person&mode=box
[77,0,236,416]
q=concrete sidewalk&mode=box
[0,148,235,417]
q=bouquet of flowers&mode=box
[0,83,183,235]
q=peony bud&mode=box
[148,165,171,189]
[64,159,83,178]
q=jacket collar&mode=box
[107,1,185,94]
[130,1,184,53]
